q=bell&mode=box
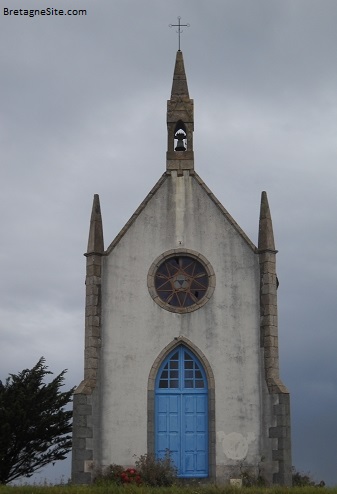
[175,132,186,151]
[175,139,186,151]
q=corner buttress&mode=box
[72,194,104,483]
[258,191,292,486]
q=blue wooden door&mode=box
[155,346,208,477]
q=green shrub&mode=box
[240,470,267,487]
[292,467,315,487]
[93,463,124,485]
[135,452,177,486]
[233,458,268,487]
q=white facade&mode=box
[72,50,291,485]
[100,172,261,472]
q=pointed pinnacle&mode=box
[258,191,276,251]
[87,194,104,254]
[171,50,189,97]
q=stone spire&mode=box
[87,194,104,254]
[171,50,190,97]
[258,191,287,393]
[166,51,194,173]
[258,191,276,252]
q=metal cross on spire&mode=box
[169,16,190,51]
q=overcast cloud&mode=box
[1,0,337,486]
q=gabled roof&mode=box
[105,172,257,255]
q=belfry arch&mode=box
[174,120,187,151]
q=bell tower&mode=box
[166,50,194,173]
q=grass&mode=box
[1,485,337,494]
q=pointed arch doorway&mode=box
[155,345,208,478]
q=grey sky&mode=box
[1,0,337,485]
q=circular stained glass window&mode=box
[148,250,215,313]
[155,256,208,308]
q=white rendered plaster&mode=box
[99,173,262,472]
[217,431,257,461]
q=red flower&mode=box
[119,468,142,485]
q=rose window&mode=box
[154,256,209,308]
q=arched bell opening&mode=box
[174,120,187,151]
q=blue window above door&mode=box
[157,348,206,391]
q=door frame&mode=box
[148,336,216,479]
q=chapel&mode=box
[72,50,292,485]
